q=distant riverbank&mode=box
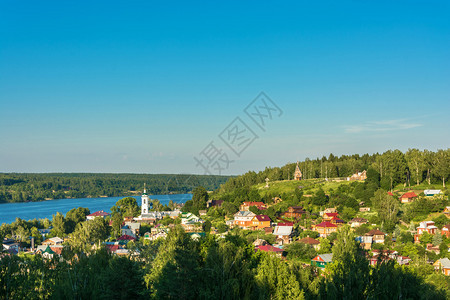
[0,194,192,225]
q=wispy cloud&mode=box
[343,119,423,133]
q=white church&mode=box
[133,184,180,223]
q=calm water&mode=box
[0,194,192,225]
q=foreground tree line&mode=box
[1,225,448,299]
[0,173,230,203]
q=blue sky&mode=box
[0,1,449,175]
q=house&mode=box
[234,211,256,229]
[397,256,412,265]
[443,207,450,218]
[253,239,268,247]
[311,253,333,268]
[198,210,207,216]
[313,222,338,237]
[320,208,337,217]
[434,258,450,276]
[399,192,418,203]
[298,237,320,250]
[121,225,136,238]
[117,235,136,244]
[240,202,267,211]
[124,222,141,236]
[38,228,52,238]
[426,243,440,255]
[441,225,450,238]
[273,223,293,245]
[255,245,284,258]
[251,215,271,230]
[181,213,203,225]
[42,237,64,246]
[86,210,110,220]
[206,200,224,208]
[329,216,345,226]
[362,229,385,249]
[281,206,306,219]
[189,232,206,241]
[414,221,438,242]
[424,189,442,197]
[348,218,368,227]
[2,238,20,254]
[359,207,371,212]
[347,170,367,181]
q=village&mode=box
[3,163,449,278]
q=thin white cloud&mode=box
[344,119,423,133]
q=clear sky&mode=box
[0,1,449,175]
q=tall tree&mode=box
[371,189,399,232]
[406,148,425,186]
[434,149,450,188]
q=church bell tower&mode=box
[141,183,149,215]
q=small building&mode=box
[313,222,338,238]
[362,229,385,250]
[251,215,271,230]
[348,218,368,228]
[415,221,438,238]
[359,207,371,212]
[273,223,293,245]
[441,225,450,238]
[42,237,64,246]
[181,213,202,225]
[320,208,337,217]
[240,202,267,211]
[253,238,267,247]
[347,170,367,181]
[298,237,320,250]
[206,200,224,208]
[434,258,450,276]
[281,206,306,219]
[294,161,302,181]
[198,210,207,216]
[399,192,418,203]
[255,245,284,258]
[234,211,256,229]
[86,210,111,220]
[311,253,333,268]
[424,189,442,197]
[443,207,450,218]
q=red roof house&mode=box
[314,222,338,237]
[400,192,418,203]
[86,210,111,220]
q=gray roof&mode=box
[319,253,333,263]
[439,258,450,268]
[273,225,293,236]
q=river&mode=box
[0,193,192,225]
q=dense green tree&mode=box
[145,226,200,299]
[371,189,399,232]
[111,197,140,217]
[51,212,67,237]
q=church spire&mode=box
[294,161,302,181]
[143,183,147,195]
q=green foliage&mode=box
[111,197,140,217]
[371,189,399,232]
[285,242,316,261]
[182,186,208,215]
[312,188,328,206]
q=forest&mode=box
[0,173,231,203]
[217,148,449,194]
